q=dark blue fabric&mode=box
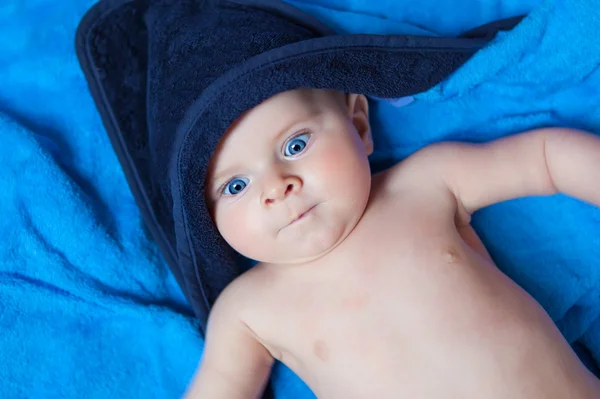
[77,0,498,329]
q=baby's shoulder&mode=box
[215,265,263,303]
[367,144,464,224]
[375,142,459,200]
[211,264,274,320]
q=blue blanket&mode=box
[1,0,599,397]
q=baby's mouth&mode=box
[282,204,319,230]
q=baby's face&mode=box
[206,89,373,265]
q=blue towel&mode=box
[1,0,599,398]
[0,2,202,397]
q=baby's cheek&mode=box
[312,145,368,185]
[312,147,348,175]
[215,201,266,256]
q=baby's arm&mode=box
[406,127,600,219]
[185,283,273,399]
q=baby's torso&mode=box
[243,172,599,398]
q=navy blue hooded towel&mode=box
[75,0,523,334]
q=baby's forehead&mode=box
[250,88,330,118]
[219,89,336,145]
[205,89,344,179]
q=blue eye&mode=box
[284,133,311,157]
[223,177,249,196]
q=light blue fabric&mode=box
[0,1,203,397]
[1,0,599,398]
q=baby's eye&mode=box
[223,177,249,196]
[284,133,311,157]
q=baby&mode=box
[185,88,600,398]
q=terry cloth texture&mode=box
[76,0,516,330]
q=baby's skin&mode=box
[187,89,600,398]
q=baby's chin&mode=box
[250,250,335,267]
[238,227,349,266]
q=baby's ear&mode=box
[347,93,373,156]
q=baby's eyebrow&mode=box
[207,111,319,185]
[271,112,320,143]
[209,170,233,187]
[206,177,227,200]
[209,162,247,191]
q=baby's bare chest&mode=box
[259,213,531,354]
[254,239,570,397]
[245,197,593,398]
[258,199,510,350]
[263,245,515,354]
[254,241,557,397]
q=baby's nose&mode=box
[263,175,302,205]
